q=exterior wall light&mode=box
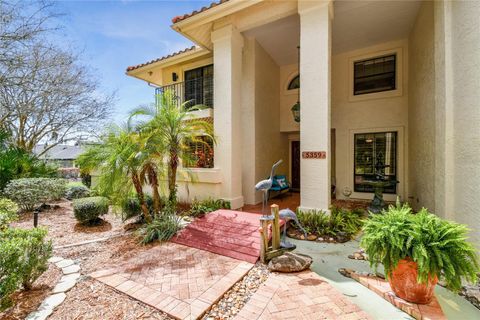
[291,102,300,123]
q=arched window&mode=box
[287,75,300,90]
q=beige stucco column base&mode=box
[298,0,333,213]
[212,24,245,209]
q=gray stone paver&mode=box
[26,257,81,320]
[62,264,80,274]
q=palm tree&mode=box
[131,90,215,207]
[76,123,153,223]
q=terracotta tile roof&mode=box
[126,46,197,72]
[171,0,230,24]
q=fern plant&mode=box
[361,202,479,292]
[295,207,364,237]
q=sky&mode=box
[54,0,213,123]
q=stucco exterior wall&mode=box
[253,41,288,204]
[332,39,409,202]
[160,55,213,86]
[241,38,288,205]
[280,64,300,133]
[408,1,435,211]
[241,37,257,205]
[449,0,480,247]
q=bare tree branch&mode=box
[0,0,113,153]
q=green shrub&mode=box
[361,202,479,291]
[0,199,18,230]
[65,184,90,200]
[189,198,231,217]
[138,213,182,244]
[0,227,52,310]
[4,178,51,211]
[43,178,67,201]
[295,206,364,237]
[120,195,155,221]
[295,209,329,235]
[73,196,109,224]
[0,133,58,191]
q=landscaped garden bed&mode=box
[2,209,173,320]
[0,264,61,320]
[287,206,367,243]
[11,200,126,247]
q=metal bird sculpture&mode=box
[279,208,308,249]
[255,159,283,216]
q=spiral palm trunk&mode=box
[131,172,152,223]
[168,151,178,206]
[149,169,162,215]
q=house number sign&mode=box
[302,151,327,159]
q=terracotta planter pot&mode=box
[388,258,438,304]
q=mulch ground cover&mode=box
[3,200,172,320]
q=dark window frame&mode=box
[184,64,214,108]
[184,136,214,169]
[287,74,300,90]
[353,54,396,96]
[353,131,398,194]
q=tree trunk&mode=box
[168,151,178,207]
[131,172,152,223]
[150,170,162,215]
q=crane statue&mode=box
[279,209,308,249]
[255,159,283,216]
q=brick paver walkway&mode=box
[235,271,371,320]
[171,210,263,263]
[90,242,253,320]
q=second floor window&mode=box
[184,65,213,109]
[354,55,396,95]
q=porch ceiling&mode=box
[241,0,421,66]
[333,0,422,54]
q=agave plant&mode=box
[361,201,479,291]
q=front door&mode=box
[291,141,300,191]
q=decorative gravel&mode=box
[202,262,270,320]
[460,280,480,310]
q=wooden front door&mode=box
[291,141,300,191]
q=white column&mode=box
[212,25,244,209]
[298,0,333,212]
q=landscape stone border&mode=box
[339,268,446,320]
[26,257,82,320]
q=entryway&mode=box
[291,140,300,191]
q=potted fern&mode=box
[361,201,479,304]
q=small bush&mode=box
[43,178,67,201]
[0,227,52,310]
[65,184,90,200]
[4,178,49,211]
[73,196,109,224]
[296,206,364,238]
[189,198,231,217]
[120,195,155,221]
[138,213,182,244]
[0,199,18,230]
[295,209,329,235]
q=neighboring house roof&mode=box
[171,0,230,24]
[34,144,85,160]
[126,45,198,72]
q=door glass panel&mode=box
[354,132,397,193]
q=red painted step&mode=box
[171,210,264,263]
